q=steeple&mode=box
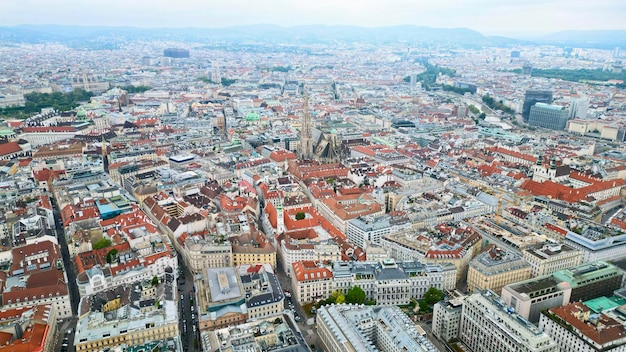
[299,93,314,160]
[101,136,109,174]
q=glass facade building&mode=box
[528,103,570,130]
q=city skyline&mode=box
[1,0,625,37]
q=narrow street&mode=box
[52,198,80,352]
[274,257,321,351]
[178,256,199,351]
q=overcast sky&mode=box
[1,0,624,36]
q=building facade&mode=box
[523,90,553,121]
[467,245,531,295]
[317,304,437,352]
[522,242,583,277]
[528,103,570,130]
[539,302,626,352]
[460,290,558,352]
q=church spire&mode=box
[299,92,314,160]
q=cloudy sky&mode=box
[0,0,624,36]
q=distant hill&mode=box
[539,30,626,49]
[0,24,522,48]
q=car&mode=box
[181,294,184,300]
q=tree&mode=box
[106,249,118,264]
[295,212,306,220]
[479,112,486,120]
[424,287,444,305]
[93,238,112,250]
[346,286,366,305]
[418,300,429,312]
[468,105,480,114]
[221,78,237,86]
[151,276,159,286]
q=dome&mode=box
[245,112,260,121]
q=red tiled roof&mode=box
[0,141,22,156]
[292,261,332,282]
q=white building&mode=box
[317,304,437,352]
[460,290,558,352]
[432,296,465,343]
[522,242,583,277]
[346,215,411,249]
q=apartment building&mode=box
[74,275,179,352]
[539,302,626,352]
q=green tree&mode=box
[119,85,152,93]
[468,105,480,114]
[151,276,159,286]
[346,286,366,305]
[221,78,237,86]
[106,249,118,264]
[295,212,306,220]
[479,112,486,120]
[419,300,429,312]
[424,287,444,305]
[93,238,112,250]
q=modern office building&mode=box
[522,90,553,121]
[163,48,189,58]
[501,276,572,323]
[467,245,531,295]
[501,261,622,323]
[539,302,626,352]
[528,103,570,130]
[317,304,438,352]
[552,261,623,302]
[460,290,558,352]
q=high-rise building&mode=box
[163,48,189,58]
[569,96,589,119]
[460,290,558,352]
[522,90,553,121]
[211,60,221,84]
[528,103,570,130]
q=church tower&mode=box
[101,136,109,174]
[299,94,314,160]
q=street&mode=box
[52,198,80,352]
[275,257,321,351]
[178,256,200,351]
[417,320,448,352]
